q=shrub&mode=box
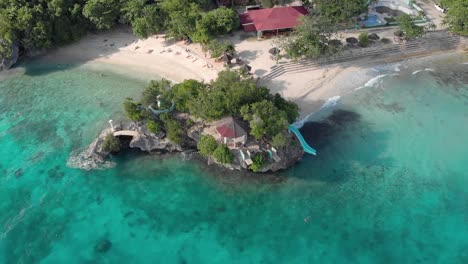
[203,39,235,58]
[197,135,218,156]
[102,133,120,153]
[146,119,160,134]
[141,79,171,108]
[272,133,288,148]
[123,98,145,121]
[249,154,264,172]
[358,32,369,47]
[161,114,183,145]
[213,144,233,164]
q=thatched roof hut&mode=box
[346,37,358,45]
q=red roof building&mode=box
[239,6,308,33]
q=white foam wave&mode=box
[294,96,341,128]
[354,74,398,91]
[412,68,435,75]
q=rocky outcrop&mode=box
[0,41,19,71]
[68,119,304,173]
[67,120,192,170]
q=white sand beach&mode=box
[41,28,461,118]
[42,28,356,118]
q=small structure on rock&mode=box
[215,116,248,147]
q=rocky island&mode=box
[70,70,305,173]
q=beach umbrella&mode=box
[368,33,380,40]
[346,37,358,45]
[268,47,280,55]
[328,39,343,47]
[221,53,233,65]
[241,64,252,74]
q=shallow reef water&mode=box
[0,58,467,263]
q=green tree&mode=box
[396,14,425,39]
[141,79,171,108]
[197,135,218,156]
[123,1,165,38]
[240,100,289,140]
[279,15,337,59]
[440,0,467,35]
[82,0,121,30]
[272,132,288,148]
[102,133,120,152]
[146,119,160,134]
[212,144,233,164]
[170,79,204,112]
[194,7,239,40]
[358,31,369,47]
[249,154,264,172]
[314,0,367,23]
[188,70,268,120]
[161,114,183,144]
[271,93,299,123]
[123,97,145,121]
[202,39,235,57]
[163,1,202,40]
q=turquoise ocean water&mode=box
[0,57,467,263]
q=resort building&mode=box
[239,6,308,37]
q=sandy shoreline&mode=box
[38,28,465,119]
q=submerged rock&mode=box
[0,40,19,71]
[14,168,23,178]
[94,239,112,253]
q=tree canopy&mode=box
[279,15,338,59]
[314,0,367,23]
[0,0,238,57]
[440,0,467,36]
[396,14,425,39]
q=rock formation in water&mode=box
[0,41,19,71]
[69,118,304,173]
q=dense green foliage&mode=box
[272,132,288,148]
[358,32,369,47]
[396,14,425,39]
[197,135,218,156]
[142,79,171,108]
[440,0,467,36]
[249,154,264,172]
[193,7,239,43]
[212,144,233,164]
[161,114,183,145]
[188,71,269,120]
[314,0,367,23]
[123,70,298,145]
[202,39,236,58]
[271,93,299,124]
[0,0,91,56]
[83,0,121,30]
[240,100,289,140]
[0,0,238,57]
[123,98,145,121]
[279,15,338,59]
[170,80,203,112]
[123,0,165,38]
[146,119,160,134]
[102,133,120,152]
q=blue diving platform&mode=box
[288,125,317,155]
